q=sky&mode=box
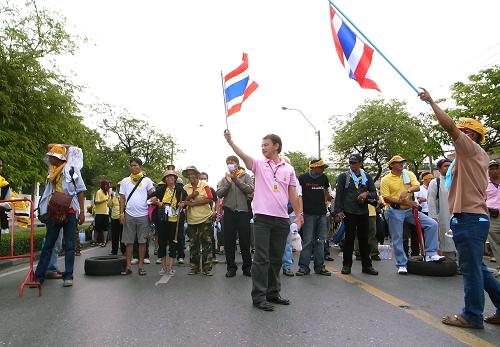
[41,0,500,186]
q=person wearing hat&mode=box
[119,158,155,276]
[415,172,434,215]
[334,153,378,276]
[224,130,302,312]
[35,144,87,287]
[181,165,215,275]
[149,170,187,275]
[486,160,500,274]
[427,159,456,258]
[216,155,255,278]
[296,158,333,276]
[419,89,500,328]
[380,155,444,275]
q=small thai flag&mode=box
[224,53,259,116]
[329,5,380,91]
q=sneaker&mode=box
[283,268,295,276]
[295,270,308,276]
[398,266,408,274]
[316,269,332,276]
[155,259,162,264]
[62,280,73,287]
[425,255,445,263]
[159,268,166,275]
[178,258,184,264]
[131,258,139,265]
[168,269,176,276]
[143,258,151,264]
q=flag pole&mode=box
[220,70,229,130]
[328,0,419,95]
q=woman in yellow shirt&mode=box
[149,170,187,275]
[94,180,110,247]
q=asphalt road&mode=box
[0,245,499,347]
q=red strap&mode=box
[204,186,213,200]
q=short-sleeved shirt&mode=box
[380,171,419,209]
[120,176,154,218]
[94,189,109,215]
[299,173,329,215]
[162,186,179,222]
[486,180,500,210]
[184,182,213,224]
[251,158,297,219]
[414,185,429,213]
[449,131,489,215]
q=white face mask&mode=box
[199,179,207,184]
[227,163,237,172]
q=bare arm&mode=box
[288,185,303,229]
[224,130,254,170]
[119,194,125,224]
[419,88,461,142]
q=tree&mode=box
[284,151,310,176]
[329,98,443,181]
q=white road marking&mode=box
[155,274,172,286]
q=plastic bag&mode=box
[289,223,302,251]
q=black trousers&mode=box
[343,213,372,269]
[157,220,178,258]
[110,218,124,255]
[223,208,252,272]
[403,222,420,256]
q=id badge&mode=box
[273,181,279,192]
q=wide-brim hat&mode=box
[182,165,200,178]
[162,169,178,180]
[457,118,486,144]
[387,155,406,166]
[46,144,67,161]
[309,158,328,169]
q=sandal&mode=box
[442,315,483,329]
[138,268,147,276]
[121,269,132,276]
[484,313,500,325]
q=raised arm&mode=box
[223,130,254,170]
[419,88,461,142]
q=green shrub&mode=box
[0,228,46,256]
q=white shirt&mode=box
[119,176,154,217]
[414,184,429,213]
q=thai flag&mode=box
[224,53,259,116]
[329,5,380,91]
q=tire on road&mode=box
[84,255,126,276]
[407,256,457,277]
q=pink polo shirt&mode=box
[251,158,297,219]
[486,180,500,210]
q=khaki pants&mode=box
[488,216,500,266]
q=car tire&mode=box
[407,256,458,277]
[84,255,126,276]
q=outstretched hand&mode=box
[418,87,433,104]
[224,129,232,144]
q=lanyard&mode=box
[267,162,281,181]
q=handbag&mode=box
[48,191,73,225]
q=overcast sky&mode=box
[42,0,500,184]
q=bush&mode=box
[0,228,46,256]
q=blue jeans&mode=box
[385,208,439,267]
[298,214,328,273]
[282,233,293,270]
[451,213,500,325]
[46,229,63,273]
[36,214,77,282]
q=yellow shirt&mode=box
[162,186,178,222]
[94,189,109,215]
[109,195,120,219]
[380,171,419,209]
[54,174,64,193]
[183,182,213,225]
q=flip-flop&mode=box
[138,268,147,276]
[442,315,483,329]
[121,269,132,276]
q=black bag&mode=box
[157,206,167,223]
[489,208,499,218]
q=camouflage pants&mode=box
[188,222,213,272]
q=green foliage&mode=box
[330,98,443,181]
[284,151,311,176]
[0,228,46,256]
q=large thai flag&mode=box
[329,5,380,91]
[224,53,259,116]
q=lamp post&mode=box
[281,106,321,159]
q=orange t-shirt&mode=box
[448,131,489,215]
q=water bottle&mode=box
[386,245,393,260]
[378,244,385,259]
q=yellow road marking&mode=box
[325,266,495,347]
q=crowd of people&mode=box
[0,90,498,328]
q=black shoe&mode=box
[371,255,381,261]
[315,269,332,276]
[225,270,236,278]
[341,266,351,274]
[283,268,295,276]
[324,256,334,261]
[362,267,379,275]
[267,296,290,305]
[295,270,308,276]
[253,301,274,311]
[242,270,251,277]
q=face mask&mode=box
[200,179,207,184]
[309,171,320,179]
[227,164,237,172]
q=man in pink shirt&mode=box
[224,130,303,312]
[486,160,500,271]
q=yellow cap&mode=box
[456,118,486,144]
[387,155,406,166]
[309,158,328,169]
[422,173,434,181]
[46,145,67,161]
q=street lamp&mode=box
[281,106,321,159]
